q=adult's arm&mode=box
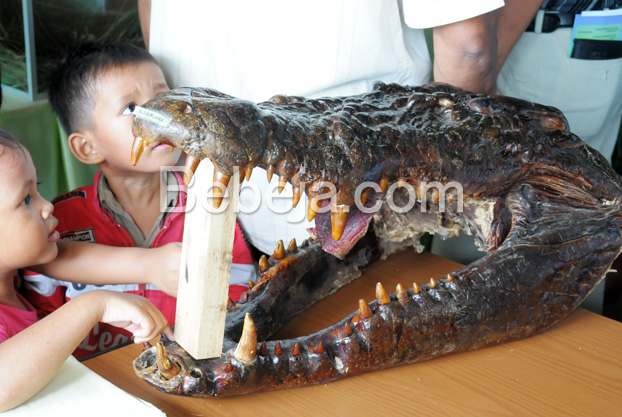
[432,0,543,94]
[432,11,499,94]
[138,0,152,50]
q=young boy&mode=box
[0,127,173,412]
[24,43,257,359]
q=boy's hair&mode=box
[48,43,158,135]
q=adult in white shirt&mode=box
[138,0,539,254]
[498,7,622,164]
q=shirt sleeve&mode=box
[0,317,9,344]
[403,0,505,29]
[21,272,68,318]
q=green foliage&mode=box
[0,0,143,94]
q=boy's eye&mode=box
[21,194,31,206]
[122,104,137,115]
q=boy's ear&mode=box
[68,132,105,165]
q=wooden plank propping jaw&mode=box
[175,159,240,359]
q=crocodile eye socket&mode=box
[189,368,202,379]
[145,353,156,368]
[183,105,192,114]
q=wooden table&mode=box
[85,251,622,417]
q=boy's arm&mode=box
[29,241,181,297]
[0,290,172,412]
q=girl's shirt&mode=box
[0,293,39,343]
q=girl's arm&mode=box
[0,290,172,412]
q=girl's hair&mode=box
[0,127,24,152]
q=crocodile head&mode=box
[131,82,622,397]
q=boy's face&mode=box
[89,61,181,173]
[0,146,59,270]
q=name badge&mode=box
[133,106,172,127]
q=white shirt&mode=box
[149,0,503,253]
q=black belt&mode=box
[526,11,575,33]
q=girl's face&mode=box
[0,145,59,271]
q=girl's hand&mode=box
[97,291,174,343]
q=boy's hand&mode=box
[97,291,174,343]
[147,242,182,297]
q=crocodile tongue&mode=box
[307,193,379,259]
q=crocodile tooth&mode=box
[183,154,200,185]
[330,204,350,241]
[274,240,285,259]
[156,342,181,380]
[358,299,372,319]
[376,282,391,305]
[213,169,230,209]
[130,136,147,166]
[234,313,257,362]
